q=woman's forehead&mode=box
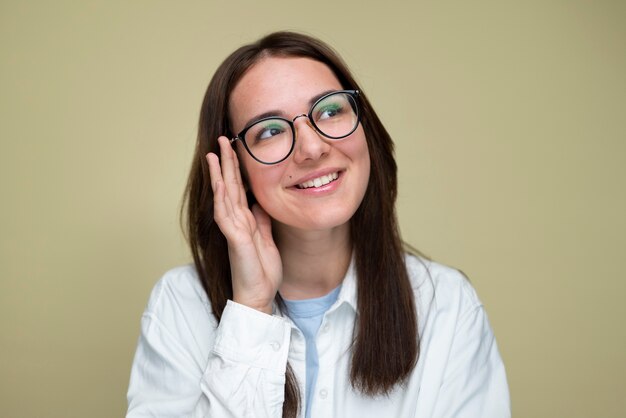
[229,57,342,128]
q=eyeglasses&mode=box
[230,90,360,165]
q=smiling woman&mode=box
[230,57,370,234]
[126,31,511,418]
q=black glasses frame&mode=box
[230,89,361,165]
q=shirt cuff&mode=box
[212,300,291,373]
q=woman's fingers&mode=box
[232,147,249,208]
[207,153,230,225]
[206,152,222,192]
[207,138,253,238]
[217,136,244,207]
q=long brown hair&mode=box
[182,31,418,418]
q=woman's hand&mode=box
[206,136,282,314]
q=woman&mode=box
[127,31,510,418]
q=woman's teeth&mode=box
[297,172,339,189]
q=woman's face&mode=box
[229,56,370,232]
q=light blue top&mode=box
[283,285,341,418]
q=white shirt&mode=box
[127,255,511,417]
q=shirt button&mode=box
[270,341,281,351]
[319,388,328,399]
[322,323,330,332]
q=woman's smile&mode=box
[295,171,339,189]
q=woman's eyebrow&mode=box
[308,89,335,106]
[242,110,286,129]
[241,89,338,129]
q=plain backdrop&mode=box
[1,1,624,417]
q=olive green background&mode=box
[1,1,624,417]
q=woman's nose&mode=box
[292,115,331,163]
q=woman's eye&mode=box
[317,104,343,120]
[257,125,284,140]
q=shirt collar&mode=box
[334,254,358,313]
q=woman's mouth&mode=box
[296,172,339,189]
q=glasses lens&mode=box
[243,118,293,164]
[311,92,358,139]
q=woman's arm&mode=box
[207,136,283,314]
[126,275,291,418]
[128,136,290,417]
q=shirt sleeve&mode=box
[432,304,511,418]
[127,297,292,418]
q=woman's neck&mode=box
[274,221,352,300]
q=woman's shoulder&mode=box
[132,265,218,380]
[142,264,216,327]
